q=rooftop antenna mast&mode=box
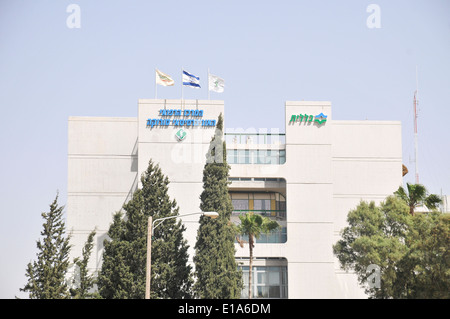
[414,66,419,184]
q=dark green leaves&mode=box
[333,194,449,299]
[97,160,193,299]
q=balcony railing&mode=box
[236,227,287,244]
[232,209,286,219]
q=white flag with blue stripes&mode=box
[182,70,201,88]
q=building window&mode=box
[232,199,249,211]
[227,150,237,164]
[237,150,250,164]
[240,266,288,299]
[253,199,271,211]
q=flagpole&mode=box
[155,68,157,99]
[181,67,184,108]
[208,68,210,100]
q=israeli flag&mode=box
[182,70,201,88]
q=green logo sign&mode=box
[175,128,187,141]
[289,112,327,125]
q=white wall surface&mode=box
[67,117,138,270]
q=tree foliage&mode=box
[21,194,99,299]
[21,194,72,299]
[394,183,442,216]
[97,160,193,299]
[333,194,449,298]
[193,113,243,298]
[407,211,450,298]
[70,230,99,299]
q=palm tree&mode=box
[394,183,442,216]
[235,212,280,299]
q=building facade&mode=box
[67,99,403,298]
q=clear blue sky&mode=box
[1,0,449,298]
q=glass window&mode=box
[253,199,270,211]
[269,286,280,298]
[276,200,286,211]
[268,269,280,285]
[257,286,268,298]
[256,150,266,164]
[239,265,288,299]
[232,199,248,211]
[257,272,266,285]
[237,150,250,164]
[266,150,272,164]
[256,227,287,244]
[279,150,286,164]
[227,150,237,164]
[281,268,287,285]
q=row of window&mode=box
[227,149,286,165]
[232,199,280,211]
[230,194,287,219]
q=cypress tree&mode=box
[70,230,98,299]
[97,160,193,299]
[193,113,243,298]
[21,194,72,299]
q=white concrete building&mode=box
[67,99,403,298]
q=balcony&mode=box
[230,191,286,244]
[233,211,287,244]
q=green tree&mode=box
[333,195,449,298]
[394,183,442,216]
[70,230,99,299]
[235,212,280,299]
[97,160,193,299]
[407,211,450,298]
[21,194,72,299]
[193,113,243,298]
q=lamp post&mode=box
[145,211,219,299]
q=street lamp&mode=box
[145,211,219,299]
